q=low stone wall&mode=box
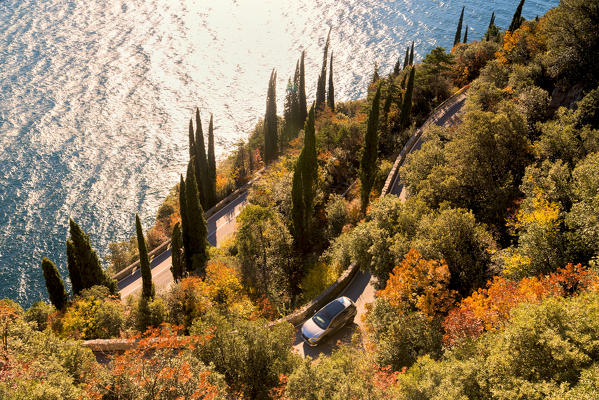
[269,262,361,328]
[112,169,264,283]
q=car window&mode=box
[313,314,329,330]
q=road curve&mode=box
[118,91,468,358]
[293,91,467,359]
[118,191,248,299]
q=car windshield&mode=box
[312,300,345,330]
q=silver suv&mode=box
[301,296,357,346]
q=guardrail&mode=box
[112,169,264,283]
[381,86,469,197]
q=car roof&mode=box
[316,298,346,320]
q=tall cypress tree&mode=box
[403,46,410,69]
[170,222,184,282]
[185,163,208,275]
[188,119,195,159]
[409,41,414,66]
[393,57,401,76]
[485,12,497,41]
[371,63,380,85]
[179,175,191,271]
[66,241,82,295]
[291,104,317,252]
[399,67,415,130]
[463,25,468,43]
[509,0,525,32]
[282,72,300,148]
[453,6,465,47]
[316,27,331,111]
[327,52,335,112]
[379,78,397,155]
[264,69,278,164]
[234,141,247,186]
[135,214,154,299]
[207,114,217,208]
[41,257,68,310]
[193,109,209,208]
[360,84,382,214]
[292,60,301,129]
[67,218,117,295]
[299,51,307,125]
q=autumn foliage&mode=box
[443,263,599,346]
[86,324,224,400]
[377,249,457,319]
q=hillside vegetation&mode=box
[2,0,599,398]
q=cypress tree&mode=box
[393,57,401,76]
[179,175,191,271]
[382,79,395,124]
[327,52,335,112]
[299,51,307,125]
[403,46,410,69]
[193,109,209,208]
[379,79,396,155]
[292,60,301,129]
[264,69,278,164]
[234,141,247,186]
[185,163,208,275]
[135,214,154,299]
[453,6,465,47]
[170,222,184,282]
[360,84,382,214]
[67,218,117,295]
[485,12,497,41]
[41,257,68,310]
[291,153,306,249]
[409,41,414,66]
[399,67,415,130]
[66,241,82,295]
[207,114,217,208]
[291,104,317,252]
[283,74,299,148]
[371,62,380,85]
[316,27,331,111]
[463,25,468,43]
[509,0,525,32]
[400,72,408,89]
[188,119,195,159]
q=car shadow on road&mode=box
[293,321,360,360]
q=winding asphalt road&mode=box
[117,91,467,359]
[118,191,248,299]
[292,91,468,359]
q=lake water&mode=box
[0,0,557,306]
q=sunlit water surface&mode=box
[0,0,557,306]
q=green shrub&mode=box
[300,262,342,303]
[25,301,55,331]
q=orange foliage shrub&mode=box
[495,21,547,65]
[443,263,598,346]
[86,324,222,399]
[377,249,457,319]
